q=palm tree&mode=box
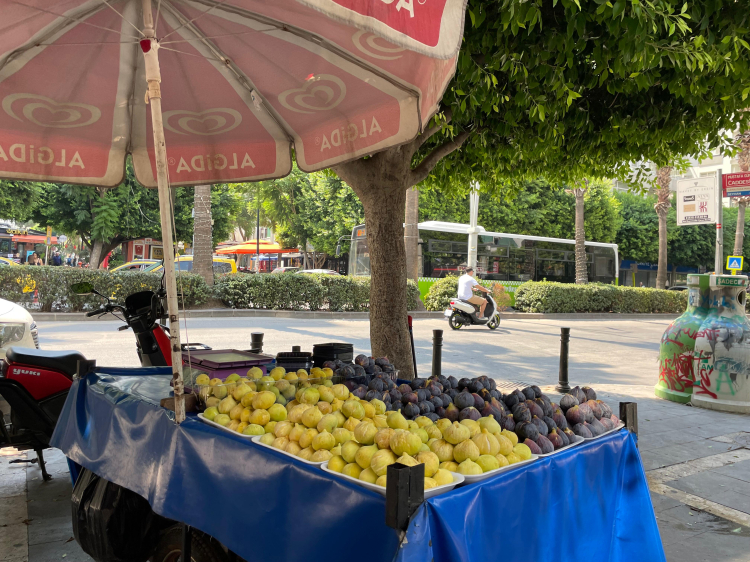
[404,186,419,281]
[732,132,750,256]
[568,179,589,284]
[654,166,673,289]
[193,184,213,286]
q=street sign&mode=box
[722,171,750,197]
[711,276,747,287]
[676,177,717,226]
[726,255,744,274]
[45,226,51,245]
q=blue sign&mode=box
[726,255,744,271]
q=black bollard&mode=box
[556,327,571,393]
[431,329,443,379]
[250,332,264,354]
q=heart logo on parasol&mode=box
[352,31,405,61]
[278,74,346,114]
[2,93,101,129]
[161,108,243,136]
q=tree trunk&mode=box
[655,166,672,289]
[574,188,587,284]
[405,187,420,281]
[193,184,214,286]
[89,240,104,270]
[733,134,750,258]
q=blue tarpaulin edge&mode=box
[51,371,665,562]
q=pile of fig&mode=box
[558,386,620,439]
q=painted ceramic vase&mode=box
[692,275,750,414]
[656,274,710,403]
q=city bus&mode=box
[348,221,619,301]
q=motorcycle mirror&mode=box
[335,243,341,257]
[71,282,94,295]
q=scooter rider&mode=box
[458,267,491,318]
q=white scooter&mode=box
[444,293,501,330]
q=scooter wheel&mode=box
[448,313,463,330]
[487,314,500,330]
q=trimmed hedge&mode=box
[514,281,687,314]
[0,266,210,312]
[213,273,421,312]
[423,276,458,311]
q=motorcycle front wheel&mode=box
[487,314,501,330]
[448,312,464,330]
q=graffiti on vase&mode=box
[659,326,699,392]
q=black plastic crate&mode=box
[312,342,353,367]
[276,350,313,372]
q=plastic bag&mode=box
[71,468,164,562]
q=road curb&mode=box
[32,310,681,322]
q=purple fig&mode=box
[586,400,603,420]
[582,386,597,401]
[459,407,481,421]
[445,403,460,422]
[524,438,542,455]
[573,423,593,439]
[559,394,579,412]
[535,434,555,454]
[552,412,568,430]
[515,421,539,442]
[472,393,485,410]
[565,405,585,426]
[525,400,545,419]
[578,402,594,423]
[531,416,549,436]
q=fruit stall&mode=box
[51,345,664,562]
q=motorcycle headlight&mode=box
[0,323,26,348]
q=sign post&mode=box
[726,255,744,275]
[675,174,723,274]
[722,171,750,197]
[716,170,723,275]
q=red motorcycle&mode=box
[0,282,171,479]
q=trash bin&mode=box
[656,274,710,403]
[691,275,750,414]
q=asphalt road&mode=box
[36,316,672,387]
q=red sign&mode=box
[722,172,750,197]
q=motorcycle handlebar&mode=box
[86,308,106,317]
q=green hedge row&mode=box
[514,281,687,313]
[0,266,421,313]
[213,273,421,312]
[0,266,210,312]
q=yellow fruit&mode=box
[283,372,298,382]
[301,406,323,429]
[343,416,361,433]
[328,455,346,473]
[318,386,335,403]
[370,448,397,476]
[272,436,289,450]
[472,429,501,456]
[225,373,241,383]
[232,383,252,402]
[374,428,395,449]
[354,421,378,445]
[439,461,459,472]
[424,477,438,490]
[247,367,263,379]
[300,387,320,405]
[237,422,248,434]
[312,430,336,451]
[478,416,502,435]
[501,429,518,446]
[311,449,333,462]
[330,444,341,456]
[229,404,244,421]
[415,416,432,428]
[433,469,453,486]
[252,391,276,410]
[408,421,419,431]
[457,459,482,475]
[242,424,265,436]
[218,396,237,415]
[415,451,440,477]
[268,403,287,422]
[370,399,386,416]
[375,475,387,487]
[227,419,240,432]
[476,454,500,473]
[249,409,271,426]
[289,423,305,442]
[342,463,362,479]
[390,430,423,456]
[274,420,293,436]
[362,402,376,419]
[317,414,338,434]
[270,367,286,380]
[496,434,514,456]
[331,398,344,412]
[435,418,452,434]
[372,415,388,429]
[285,441,302,456]
[296,368,307,378]
[205,397,221,409]
[341,440,361,464]
[214,414,230,426]
[241,392,256,408]
[203,407,218,421]
[411,427,429,444]
[505,451,521,464]
[212,385,228,399]
[396,453,419,467]
[495,454,510,468]
[333,410,347,427]
[259,433,275,445]
[195,373,211,386]
[460,419,481,437]
[317,401,332,415]
[288,404,310,424]
[443,422,471,445]
[355,444,379,469]
[332,427,353,445]
[322,367,334,378]
[453,440,481,463]
[359,467,377,484]
[299,428,319,449]
[513,443,532,461]
[342,400,365,420]
[264,421,277,434]
[425,424,442,440]
[297,447,314,461]
[332,384,349,400]
[257,376,275,391]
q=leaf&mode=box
[612,0,625,17]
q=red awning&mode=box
[13,235,57,244]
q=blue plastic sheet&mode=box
[52,370,665,562]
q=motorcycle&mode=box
[444,292,501,330]
[0,282,173,479]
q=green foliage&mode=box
[614,191,659,263]
[0,181,44,222]
[210,184,244,246]
[213,274,420,312]
[424,0,750,189]
[420,179,621,242]
[0,266,209,313]
[514,281,686,314]
[423,276,459,311]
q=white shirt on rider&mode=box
[458,274,479,300]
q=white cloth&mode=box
[457,274,479,300]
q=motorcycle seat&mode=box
[6,347,87,378]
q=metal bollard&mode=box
[556,327,571,393]
[431,329,443,379]
[250,332,264,354]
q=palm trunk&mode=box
[574,188,587,284]
[655,166,672,289]
[405,187,420,281]
[734,200,747,256]
[193,184,214,286]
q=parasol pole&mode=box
[141,0,185,423]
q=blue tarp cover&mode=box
[51,369,665,562]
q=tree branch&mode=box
[408,131,471,187]
[412,109,453,151]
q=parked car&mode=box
[667,286,688,291]
[111,259,160,272]
[271,267,300,274]
[297,269,341,276]
[143,256,237,275]
[0,298,38,360]
[0,257,19,267]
